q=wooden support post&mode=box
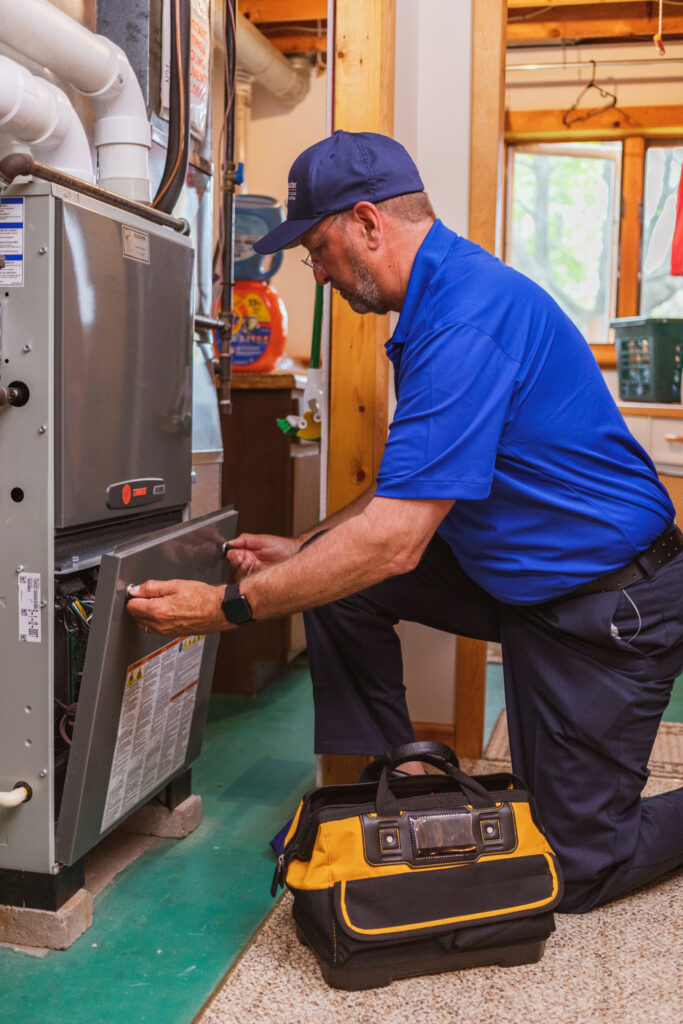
[319,0,395,785]
[327,0,395,516]
[617,136,645,319]
[455,0,506,761]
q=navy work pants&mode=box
[304,534,683,913]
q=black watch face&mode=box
[222,594,252,624]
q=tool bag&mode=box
[271,741,563,990]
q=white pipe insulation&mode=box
[0,0,151,202]
[0,56,94,182]
[236,11,311,107]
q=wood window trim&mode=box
[505,106,683,369]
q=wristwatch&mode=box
[221,583,253,625]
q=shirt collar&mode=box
[386,219,456,358]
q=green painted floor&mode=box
[1,658,681,1024]
[0,663,316,1024]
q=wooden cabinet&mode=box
[212,372,320,695]
[619,402,683,520]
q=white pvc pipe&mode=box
[0,55,94,182]
[0,0,151,201]
[0,786,29,808]
[236,11,311,107]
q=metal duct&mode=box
[236,11,311,107]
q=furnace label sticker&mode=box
[0,197,24,287]
[101,634,205,833]
[122,225,150,264]
[18,572,41,643]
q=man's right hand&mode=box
[225,533,299,579]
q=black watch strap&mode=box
[221,583,253,625]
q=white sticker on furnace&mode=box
[0,197,25,287]
[18,572,41,643]
[122,225,150,264]
[101,635,205,833]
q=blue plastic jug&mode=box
[234,194,285,281]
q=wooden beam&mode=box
[327,0,395,516]
[506,105,683,141]
[508,0,645,7]
[617,135,645,318]
[318,0,395,787]
[508,8,683,44]
[469,0,507,255]
[453,0,508,762]
[239,0,326,24]
[454,637,488,760]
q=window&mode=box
[506,142,622,344]
[640,143,683,317]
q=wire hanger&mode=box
[562,62,618,128]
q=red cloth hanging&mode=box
[671,161,683,275]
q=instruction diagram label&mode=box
[18,572,41,643]
[0,197,24,287]
[101,635,205,832]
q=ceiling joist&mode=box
[239,1,327,24]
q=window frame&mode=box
[504,105,683,368]
[505,140,623,347]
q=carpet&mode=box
[196,761,683,1024]
[484,711,683,779]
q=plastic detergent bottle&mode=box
[231,280,288,372]
[234,195,284,281]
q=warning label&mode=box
[0,197,24,287]
[18,572,41,643]
[101,634,205,832]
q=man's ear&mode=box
[350,201,382,250]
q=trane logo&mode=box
[106,479,166,510]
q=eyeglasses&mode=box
[300,213,340,270]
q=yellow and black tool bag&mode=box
[271,741,563,990]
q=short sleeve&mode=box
[376,321,521,500]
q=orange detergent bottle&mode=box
[231,280,288,372]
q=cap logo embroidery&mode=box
[287,180,297,204]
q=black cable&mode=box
[153,0,191,212]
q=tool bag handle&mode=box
[366,740,492,816]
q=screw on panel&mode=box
[23,344,31,352]
[38,247,47,255]
[39,599,47,608]
[16,565,24,573]
[38,425,47,433]
[39,769,48,778]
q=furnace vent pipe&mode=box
[0,0,151,202]
[236,12,311,107]
[0,56,94,183]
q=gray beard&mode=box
[333,249,390,315]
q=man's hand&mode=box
[126,579,227,637]
[225,533,299,579]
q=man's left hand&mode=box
[126,579,228,637]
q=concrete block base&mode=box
[121,794,202,839]
[0,888,93,950]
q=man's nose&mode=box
[313,264,330,286]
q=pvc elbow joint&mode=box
[0,782,32,808]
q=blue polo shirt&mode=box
[375,220,674,604]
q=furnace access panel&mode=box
[0,181,232,878]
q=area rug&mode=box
[484,711,683,779]
[196,764,683,1024]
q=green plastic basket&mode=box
[610,317,683,403]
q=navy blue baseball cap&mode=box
[252,130,424,254]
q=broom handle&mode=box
[310,282,323,370]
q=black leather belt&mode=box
[569,524,683,598]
